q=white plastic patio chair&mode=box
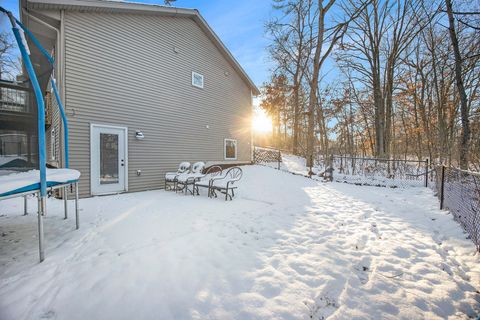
[196,166,242,200]
[193,166,223,196]
[176,161,206,194]
[210,167,243,200]
[164,162,190,191]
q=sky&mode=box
[157,0,277,87]
[0,0,19,31]
[0,0,276,88]
[0,0,343,94]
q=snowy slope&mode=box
[280,154,309,176]
[0,165,478,319]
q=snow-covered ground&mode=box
[1,165,479,319]
[280,153,310,176]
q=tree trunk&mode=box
[373,70,385,157]
[306,2,327,168]
[292,71,301,154]
[446,0,470,169]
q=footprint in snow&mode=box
[40,310,56,319]
[370,222,381,239]
[355,235,369,250]
[270,258,280,269]
[289,262,316,276]
[305,294,339,320]
[432,230,445,245]
[353,256,372,284]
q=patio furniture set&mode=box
[164,162,243,201]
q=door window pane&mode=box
[100,133,119,184]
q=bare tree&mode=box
[336,0,427,158]
[260,74,289,147]
[0,32,17,80]
[263,0,480,169]
[266,0,314,154]
[305,0,366,167]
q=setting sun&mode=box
[252,109,272,133]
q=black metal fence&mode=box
[316,155,429,188]
[432,166,480,251]
[253,146,281,170]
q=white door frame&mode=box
[90,123,128,195]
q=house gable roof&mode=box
[24,0,260,95]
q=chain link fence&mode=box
[432,167,480,251]
[315,156,429,188]
[253,146,281,170]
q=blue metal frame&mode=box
[1,6,77,262]
[51,80,69,167]
[1,8,47,197]
[0,179,79,198]
[9,12,70,168]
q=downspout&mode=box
[60,10,65,107]
[60,9,66,167]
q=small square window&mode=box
[192,71,204,88]
[224,139,237,160]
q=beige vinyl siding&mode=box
[64,11,252,197]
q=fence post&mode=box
[308,154,313,178]
[440,165,445,210]
[424,158,429,187]
[330,154,334,181]
[277,150,281,170]
[253,146,256,164]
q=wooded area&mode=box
[260,0,480,169]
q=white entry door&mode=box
[90,124,127,195]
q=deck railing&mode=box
[0,81,30,113]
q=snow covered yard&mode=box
[0,165,479,319]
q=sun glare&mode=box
[252,109,273,133]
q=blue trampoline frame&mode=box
[0,7,78,262]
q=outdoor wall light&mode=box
[135,130,145,140]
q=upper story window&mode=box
[224,139,237,160]
[192,72,204,89]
